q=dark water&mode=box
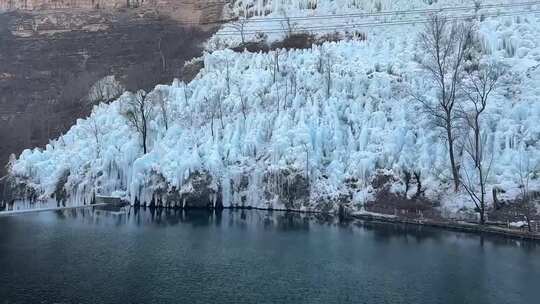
[0,208,539,304]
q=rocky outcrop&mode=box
[263,169,311,210]
[0,0,225,175]
[179,171,221,209]
[0,0,225,24]
[0,0,128,11]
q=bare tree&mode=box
[316,49,333,98]
[88,75,124,105]
[237,84,248,121]
[205,93,225,142]
[271,49,281,84]
[283,72,290,111]
[302,143,311,181]
[181,82,193,126]
[274,84,282,115]
[461,63,502,165]
[460,62,503,224]
[230,17,249,45]
[205,96,216,141]
[149,89,169,131]
[290,71,297,103]
[323,54,332,98]
[256,86,269,109]
[280,9,298,38]
[270,49,282,114]
[414,15,473,191]
[121,90,152,154]
[225,59,231,95]
[517,150,539,232]
[217,92,225,130]
[5,154,16,174]
[85,116,102,158]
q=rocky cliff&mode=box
[0,0,226,175]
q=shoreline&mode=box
[207,206,540,242]
[350,212,540,242]
[0,203,108,217]
[2,202,539,241]
[189,205,540,242]
[244,206,540,241]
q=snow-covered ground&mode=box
[208,0,539,50]
[8,0,540,216]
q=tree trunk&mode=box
[493,188,500,209]
[477,120,485,225]
[479,177,486,225]
[526,215,532,233]
[446,121,460,191]
[479,207,485,225]
[142,113,147,154]
[414,172,423,198]
[142,129,147,154]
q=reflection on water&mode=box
[1,199,61,211]
[1,207,539,304]
[31,206,539,251]
[47,206,333,231]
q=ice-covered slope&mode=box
[9,0,540,215]
[209,0,532,50]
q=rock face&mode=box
[263,169,311,210]
[1,0,127,10]
[0,0,223,23]
[179,171,221,209]
[0,0,225,175]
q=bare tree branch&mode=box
[460,62,505,224]
[121,90,152,154]
[414,14,474,192]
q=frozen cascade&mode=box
[8,0,540,214]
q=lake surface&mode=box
[1,207,539,304]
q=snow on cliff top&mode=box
[208,0,540,49]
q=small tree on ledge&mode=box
[121,90,152,154]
